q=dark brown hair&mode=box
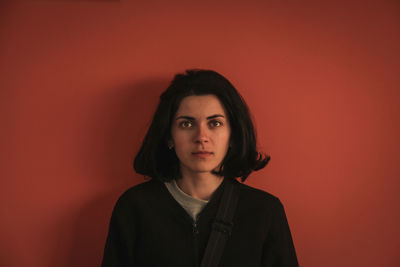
[134,69,270,182]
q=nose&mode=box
[194,123,209,145]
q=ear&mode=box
[167,140,174,150]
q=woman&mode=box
[101,70,299,267]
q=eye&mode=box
[209,120,222,128]
[179,120,193,128]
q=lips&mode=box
[192,151,213,157]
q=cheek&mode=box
[216,130,231,146]
[172,131,192,150]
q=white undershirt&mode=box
[164,179,209,221]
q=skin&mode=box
[170,94,231,200]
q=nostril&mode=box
[195,138,209,144]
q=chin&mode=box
[183,163,220,174]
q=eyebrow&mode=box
[175,114,225,120]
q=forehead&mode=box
[175,95,227,117]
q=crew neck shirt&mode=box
[164,179,208,220]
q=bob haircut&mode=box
[134,69,270,182]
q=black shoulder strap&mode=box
[200,179,240,267]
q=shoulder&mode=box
[236,181,280,202]
[231,180,290,238]
[120,178,162,197]
[112,179,164,213]
[234,180,284,212]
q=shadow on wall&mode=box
[50,77,169,267]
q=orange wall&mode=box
[1,1,399,266]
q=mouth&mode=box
[192,151,214,158]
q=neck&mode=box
[176,171,224,201]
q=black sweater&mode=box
[101,178,299,267]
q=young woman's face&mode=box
[170,94,231,177]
